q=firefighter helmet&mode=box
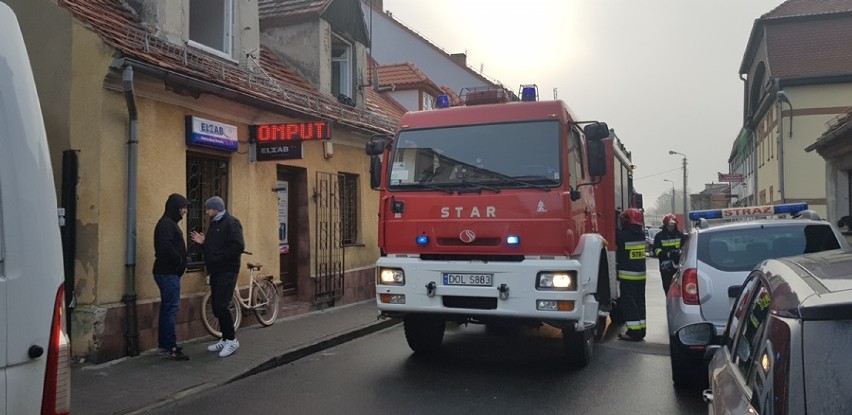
[620,208,644,227]
[663,214,678,226]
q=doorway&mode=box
[277,166,307,296]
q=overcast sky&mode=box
[381,0,786,210]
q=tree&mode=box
[649,188,682,215]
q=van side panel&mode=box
[0,3,66,414]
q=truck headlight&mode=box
[379,268,405,285]
[536,271,576,290]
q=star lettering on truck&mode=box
[440,206,497,218]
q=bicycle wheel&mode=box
[201,290,242,338]
[252,278,280,326]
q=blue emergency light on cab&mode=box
[436,94,450,108]
[689,202,809,221]
[506,234,520,245]
[520,84,538,102]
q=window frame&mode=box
[338,172,359,246]
[188,0,234,59]
[731,279,771,382]
[186,152,230,269]
[331,34,353,101]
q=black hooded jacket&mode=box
[201,211,245,274]
[153,194,189,276]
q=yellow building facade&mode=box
[9,0,399,362]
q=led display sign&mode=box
[253,121,331,142]
[250,121,331,161]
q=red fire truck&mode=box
[365,85,638,368]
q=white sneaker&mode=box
[218,339,240,358]
[207,339,227,352]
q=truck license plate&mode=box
[443,273,493,286]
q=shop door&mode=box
[277,170,299,294]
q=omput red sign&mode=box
[253,121,330,142]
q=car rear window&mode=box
[803,320,852,413]
[697,224,840,272]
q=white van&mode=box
[0,3,71,414]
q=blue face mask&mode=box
[213,210,226,221]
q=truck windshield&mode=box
[388,121,561,191]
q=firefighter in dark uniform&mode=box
[653,214,687,294]
[616,208,647,341]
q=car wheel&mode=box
[670,336,706,388]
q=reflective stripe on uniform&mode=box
[618,271,647,281]
[626,320,647,330]
[660,238,681,248]
[625,241,645,260]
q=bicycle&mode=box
[200,251,280,338]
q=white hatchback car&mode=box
[665,203,847,387]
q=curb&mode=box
[124,317,401,415]
[232,317,401,383]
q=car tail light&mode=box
[681,268,699,305]
[42,284,71,415]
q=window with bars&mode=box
[338,173,359,245]
[186,152,229,267]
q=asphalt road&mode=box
[151,259,706,414]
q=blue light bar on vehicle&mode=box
[416,235,429,246]
[688,202,809,221]
[520,85,538,102]
[436,94,450,108]
[506,234,520,245]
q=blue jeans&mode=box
[154,274,181,350]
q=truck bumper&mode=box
[375,256,599,326]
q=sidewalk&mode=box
[70,300,399,415]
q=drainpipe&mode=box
[776,89,787,203]
[122,65,140,356]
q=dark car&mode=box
[675,249,852,414]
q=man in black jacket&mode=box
[190,196,245,358]
[653,214,687,294]
[153,193,190,360]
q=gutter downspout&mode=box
[775,86,786,203]
[122,65,140,356]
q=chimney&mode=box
[450,52,467,66]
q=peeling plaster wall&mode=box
[261,20,323,87]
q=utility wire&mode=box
[633,167,682,181]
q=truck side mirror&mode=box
[586,138,607,177]
[583,122,610,141]
[369,156,382,189]
[365,141,384,156]
[365,134,392,156]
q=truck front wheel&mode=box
[404,314,445,353]
[563,327,594,369]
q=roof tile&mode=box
[258,0,331,20]
[56,0,398,133]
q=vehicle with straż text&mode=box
[365,85,641,368]
[665,203,846,387]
